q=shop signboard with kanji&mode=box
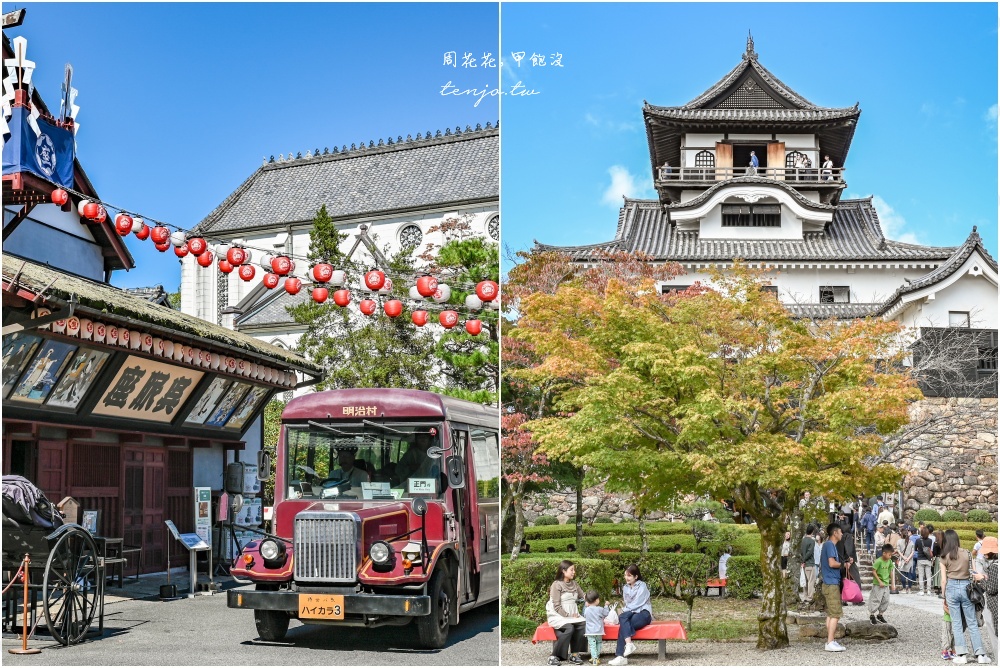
[92,356,203,422]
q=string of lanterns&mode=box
[51,186,500,336]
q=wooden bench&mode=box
[532,620,687,660]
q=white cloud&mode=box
[872,195,921,245]
[584,112,637,133]
[986,104,998,125]
[601,165,650,207]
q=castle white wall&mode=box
[697,200,804,240]
[897,270,999,331]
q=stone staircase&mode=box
[855,534,875,589]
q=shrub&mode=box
[577,537,601,559]
[725,556,764,599]
[594,516,614,524]
[914,508,943,522]
[502,557,616,621]
[942,510,965,523]
[718,515,736,524]
[534,515,559,526]
[501,615,539,639]
[967,510,993,523]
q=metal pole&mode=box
[9,554,41,655]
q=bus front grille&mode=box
[294,513,358,583]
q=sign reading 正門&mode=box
[1,107,75,188]
[92,355,203,423]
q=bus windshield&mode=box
[284,423,445,501]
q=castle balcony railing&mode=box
[656,166,845,184]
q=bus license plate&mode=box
[298,594,345,620]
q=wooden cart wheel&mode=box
[42,527,100,645]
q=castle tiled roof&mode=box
[235,289,311,329]
[784,303,881,319]
[194,124,498,236]
[535,198,957,264]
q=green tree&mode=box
[515,259,920,649]
[261,399,286,504]
[288,207,436,391]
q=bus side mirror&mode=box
[256,450,271,481]
[445,455,465,489]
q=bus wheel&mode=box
[417,567,454,649]
[254,610,290,641]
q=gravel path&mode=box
[502,593,997,666]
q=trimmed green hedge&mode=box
[914,509,943,522]
[534,515,559,526]
[502,557,616,621]
[527,533,761,557]
[523,520,759,541]
[942,510,965,522]
[934,522,999,533]
[724,556,764,599]
[967,510,993,523]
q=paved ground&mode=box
[3,572,499,665]
[502,592,996,666]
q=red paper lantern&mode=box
[364,270,386,291]
[262,273,280,289]
[150,226,170,244]
[312,287,329,303]
[411,310,428,327]
[51,189,69,206]
[359,299,377,316]
[312,263,333,283]
[174,243,189,258]
[134,222,150,240]
[114,213,133,236]
[154,241,171,252]
[82,201,100,220]
[238,264,256,281]
[465,319,483,336]
[187,237,208,256]
[416,275,438,298]
[475,280,499,302]
[227,247,247,266]
[219,259,234,274]
[271,255,292,276]
[95,206,107,224]
[333,289,351,307]
[383,299,403,318]
[197,251,215,268]
[439,310,459,329]
[284,277,302,295]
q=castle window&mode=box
[979,347,998,375]
[785,151,807,168]
[487,214,499,241]
[694,151,715,181]
[819,286,850,304]
[399,224,423,250]
[722,203,780,227]
[661,284,691,294]
[949,311,971,328]
[761,285,778,296]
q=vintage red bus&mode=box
[227,389,499,648]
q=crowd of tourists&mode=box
[796,494,998,662]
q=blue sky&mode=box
[500,3,998,271]
[11,3,499,289]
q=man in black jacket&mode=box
[837,518,862,597]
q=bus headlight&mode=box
[259,538,286,566]
[369,541,395,571]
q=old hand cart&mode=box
[2,475,103,646]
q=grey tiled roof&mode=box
[643,106,860,123]
[235,289,311,328]
[785,303,880,319]
[666,176,835,212]
[123,285,172,307]
[874,228,998,316]
[195,126,498,236]
[683,49,821,110]
[535,198,958,263]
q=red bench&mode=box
[532,620,687,660]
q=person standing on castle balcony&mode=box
[822,155,834,180]
[748,151,759,176]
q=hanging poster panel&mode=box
[46,347,111,409]
[184,377,232,425]
[8,339,79,404]
[92,356,203,422]
[225,385,270,430]
[2,332,42,398]
[204,381,250,427]
[194,487,212,545]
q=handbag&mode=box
[841,573,864,604]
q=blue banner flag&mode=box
[2,106,76,188]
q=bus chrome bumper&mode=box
[227,589,432,616]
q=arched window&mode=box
[785,151,809,181]
[694,151,715,181]
[785,151,806,169]
[487,215,499,242]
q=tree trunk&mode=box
[576,470,584,546]
[783,508,804,610]
[639,512,649,556]
[756,517,790,649]
[511,481,526,561]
